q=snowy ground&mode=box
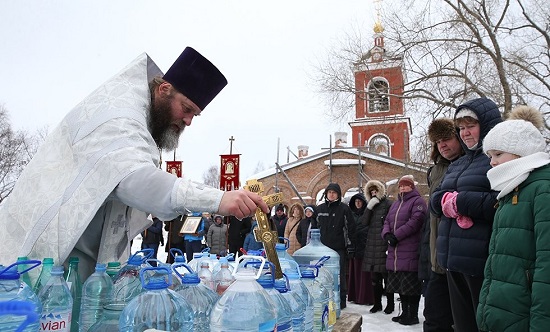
[131,237,424,332]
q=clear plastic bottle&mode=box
[16,256,35,289]
[275,241,297,273]
[301,269,330,332]
[64,257,82,332]
[292,229,341,317]
[316,261,336,329]
[212,254,235,276]
[212,257,235,295]
[37,266,73,332]
[33,257,54,294]
[119,266,193,332]
[284,265,314,332]
[257,274,293,332]
[187,252,207,273]
[274,279,305,332]
[105,262,121,281]
[87,303,125,332]
[0,301,40,332]
[0,261,43,332]
[210,255,277,332]
[111,249,153,305]
[79,263,113,332]
[198,261,214,291]
[174,264,218,332]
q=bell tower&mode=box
[348,5,411,161]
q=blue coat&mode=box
[431,97,502,276]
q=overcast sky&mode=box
[0,0,376,182]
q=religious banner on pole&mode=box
[220,154,240,191]
[166,161,183,177]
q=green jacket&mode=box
[477,164,550,331]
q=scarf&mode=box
[487,152,550,199]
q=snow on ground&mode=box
[132,237,424,332]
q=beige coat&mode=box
[284,202,304,255]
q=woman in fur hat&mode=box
[477,106,550,331]
[361,180,395,314]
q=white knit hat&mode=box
[483,106,546,157]
[455,108,478,121]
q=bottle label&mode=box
[328,300,337,326]
[40,311,71,331]
[259,318,276,332]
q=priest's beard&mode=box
[148,95,185,151]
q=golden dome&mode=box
[374,21,384,34]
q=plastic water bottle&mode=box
[111,249,153,305]
[0,260,43,331]
[105,262,121,281]
[16,256,35,288]
[33,258,54,294]
[275,240,297,273]
[293,229,341,317]
[87,303,125,332]
[187,252,207,273]
[301,269,330,332]
[64,257,82,332]
[274,279,305,332]
[210,255,277,332]
[315,259,336,329]
[119,266,193,332]
[79,263,113,332]
[0,301,39,332]
[284,265,314,332]
[257,272,293,332]
[198,261,214,291]
[212,253,235,275]
[173,263,218,332]
[212,257,235,295]
[37,266,73,332]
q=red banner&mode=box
[166,161,183,177]
[220,154,240,191]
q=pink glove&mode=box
[456,214,474,229]
[441,191,459,218]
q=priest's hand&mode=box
[218,189,269,220]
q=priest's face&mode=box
[149,82,201,150]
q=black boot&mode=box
[399,295,420,326]
[370,281,383,313]
[392,294,407,322]
[384,292,395,314]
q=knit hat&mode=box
[455,108,478,121]
[276,204,285,212]
[483,106,546,157]
[305,206,315,213]
[398,175,415,188]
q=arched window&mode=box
[368,135,390,156]
[367,78,389,113]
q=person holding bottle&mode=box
[477,106,550,331]
[382,175,427,325]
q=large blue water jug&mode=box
[119,266,194,331]
[87,303,125,332]
[210,255,277,332]
[0,261,42,332]
[274,279,305,332]
[275,238,296,273]
[111,249,153,305]
[284,263,314,332]
[0,301,39,332]
[312,257,337,328]
[301,268,330,332]
[79,263,113,332]
[257,266,293,332]
[292,229,341,317]
[37,266,73,332]
[173,263,218,332]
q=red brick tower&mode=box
[348,20,411,161]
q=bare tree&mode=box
[0,105,44,202]
[314,0,549,162]
[202,164,220,188]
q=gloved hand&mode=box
[384,233,398,247]
[456,214,474,229]
[441,191,459,218]
[367,197,380,210]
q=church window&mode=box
[367,78,389,113]
[368,134,390,156]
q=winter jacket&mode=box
[164,216,184,245]
[296,205,317,247]
[316,183,356,251]
[382,188,426,272]
[361,180,393,273]
[348,193,367,258]
[141,217,164,245]
[284,203,304,255]
[431,97,501,276]
[477,164,550,332]
[207,221,228,257]
[270,213,288,240]
[243,221,263,251]
[227,216,252,253]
